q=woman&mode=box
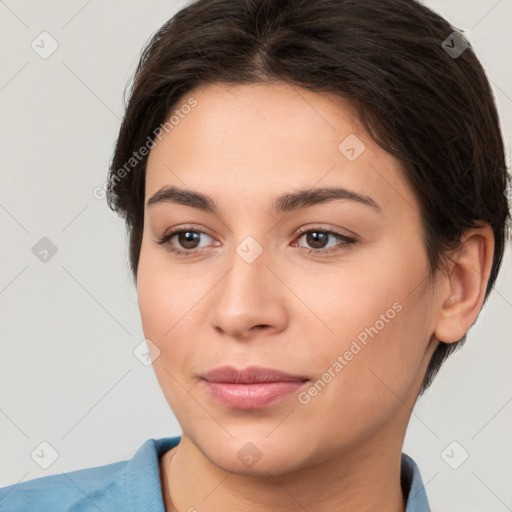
[1,0,509,510]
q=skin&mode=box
[136,81,494,512]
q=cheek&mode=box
[136,258,199,422]
[293,297,430,450]
[137,240,196,339]
[137,266,170,343]
[136,246,191,373]
[136,243,214,384]
[294,243,432,418]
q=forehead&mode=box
[145,81,418,219]
[149,81,362,164]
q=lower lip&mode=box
[203,381,307,409]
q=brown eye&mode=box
[175,231,201,249]
[155,227,215,256]
[294,228,356,256]
[304,231,329,249]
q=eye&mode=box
[292,227,356,255]
[154,227,216,256]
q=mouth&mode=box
[200,365,310,410]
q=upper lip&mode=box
[201,365,309,384]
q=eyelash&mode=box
[155,225,356,257]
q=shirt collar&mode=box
[402,452,432,511]
[126,436,180,512]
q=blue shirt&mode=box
[0,436,431,511]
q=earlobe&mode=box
[433,224,494,344]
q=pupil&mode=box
[308,231,327,249]
[180,231,199,249]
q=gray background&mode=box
[0,1,511,511]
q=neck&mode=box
[159,429,407,512]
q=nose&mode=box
[207,242,288,341]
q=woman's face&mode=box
[137,81,440,474]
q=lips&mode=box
[200,365,309,409]
[201,365,309,384]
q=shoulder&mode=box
[0,436,181,512]
[0,460,128,512]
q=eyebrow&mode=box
[146,185,381,214]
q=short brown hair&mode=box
[106,0,510,394]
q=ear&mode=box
[434,223,495,344]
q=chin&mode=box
[193,432,317,477]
